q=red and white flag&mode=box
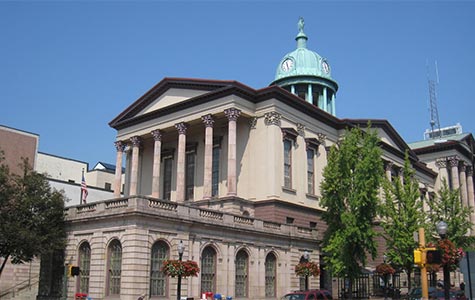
[81,174,88,204]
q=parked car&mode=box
[408,287,437,300]
[281,289,333,300]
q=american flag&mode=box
[81,174,88,204]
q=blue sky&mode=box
[1,1,474,168]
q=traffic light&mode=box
[414,249,423,265]
[426,250,442,264]
[67,265,81,277]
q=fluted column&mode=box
[460,163,469,208]
[449,156,460,191]
[466,166,475,225]
[202,114,214,199]
[224,108,241,196]
[175,122,187,202]
[113,141,125,198]
[385,162,393,181]
[151,129,162,198]
[129,136,142,196]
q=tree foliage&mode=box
[320,125,384,284]
[380,151,425,290]
[0,155,66,276]
[426,180,474,249]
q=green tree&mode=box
[427,180,474,250]
[0,156,66,277]
[380,151,426,291]
[320,125,384,297]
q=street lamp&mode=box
[303,251,310,291]
[383,254,388,300]
[177,241,184,300]
[436,221,450,300]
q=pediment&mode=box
[109,78,238,129]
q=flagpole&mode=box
[81,168,84,204]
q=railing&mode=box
[0,278,39,299]
[77,203,97,214]
[105,198,128,209]
[148,199,178,211]
[199,209,223,220]
[263,221,281,230]
[234,215,254,225]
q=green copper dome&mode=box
[271,17,338,116]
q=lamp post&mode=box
[436,221,450,300]
[383,254,388,300]
[304,251,310,291]
[177,241,184,300]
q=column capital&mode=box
[175,122,188,135]
[249,117,258,129]
[130,136,142,147]
[385,161,394,172]
[448,156,460,168]
[436,158,448,169]
[114,141,125,152]
[151,129,162,141]
[201,114,215,127]
[467,166,473,177]
[224,108,241,122]
[317,132,326,146]
[264,112,281,127]
[460,162,467,172]
[296,123,305,137]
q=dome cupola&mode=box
[271,17,338,116]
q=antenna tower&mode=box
[427,61,441,139]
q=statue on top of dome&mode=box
[298,17,305,33]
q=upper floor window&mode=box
[307,148,316,194]
[150,241,169,297]
[78,242,91,294]
[163,157,173,200]
[212,146,220,197]
[284,139,293,189]
[107,239,122,296]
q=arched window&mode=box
[201,246,216,294]
[107,239,122,296]
[150,241,169,297]
[78,242,91,294]
[235,250,249,297]
[265,253,277,297]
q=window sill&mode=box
[306,193,319,200]
[282,186,296,194]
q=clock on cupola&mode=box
[271,17,339,116]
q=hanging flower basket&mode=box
[375,263,395,276]
[162,260,200,277]
[437,239,464,271]
[295,261,320,277]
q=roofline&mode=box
[38,151,89,168]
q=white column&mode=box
[129,136,142,196]
[113,141,125,198]
[466,167,475,225]
[436,158,449,187]
[385,161,393,181]
[175,122,187,202]
[323,87,328,112]
[307,84,313,103]
[460,163,469,208]
[151,129,162,198]
[331,93,336,115]
[224,108,241,196]
[448,156,460,191]
[202,114,214,199]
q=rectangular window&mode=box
[284,139,292,188]
[105,182,112,191]
[185,152,195,201]
[286,217,294,224]
[212,146,220,197]
[307,148,315,194]
[163,158,173,200]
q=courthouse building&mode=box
[45,20,475,300]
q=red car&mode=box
[281,289,333,300]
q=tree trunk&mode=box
[0,254,10,277]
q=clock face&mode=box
[281,58,294,72]
[322,60,330,74]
